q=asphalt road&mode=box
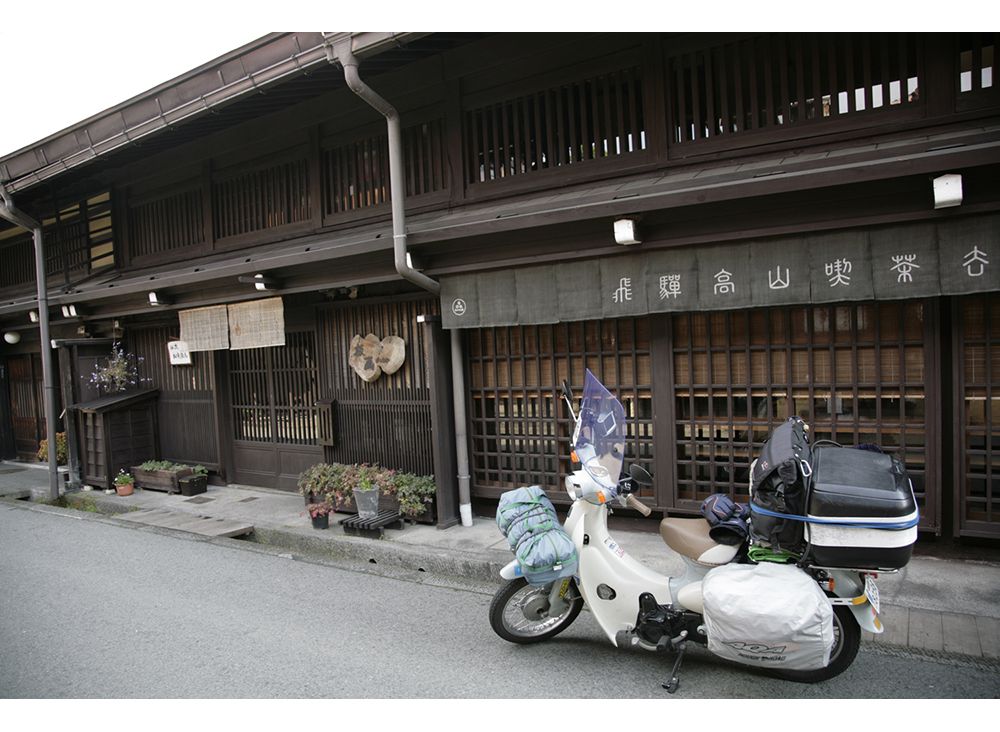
[1,501,998,699]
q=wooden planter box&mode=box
[133,466,193,494]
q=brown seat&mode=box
[659,517,738,565]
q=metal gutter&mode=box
[330,37,474,529]
[0,32,424,194]
[0,185,59,500]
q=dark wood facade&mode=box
[1,32,998,538]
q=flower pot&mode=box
[354,487,380,519]
[311,514,329,530]
[115,482,135,497]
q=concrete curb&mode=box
[60,490,510,584]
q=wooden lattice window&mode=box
[321,119,447,217]
[955,294,1000,538]
[672,302,933,527]
[463,66,646,185]
[229,331,319,446]
[128,188,204,261]
[0,191,114,288]
[0,232,34,288]
[667,33,922,148]
[957,32,997,112]
[213,158,310,240]
[467,319,653,499]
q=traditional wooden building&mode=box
[1,32,997,539]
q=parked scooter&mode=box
[490,370,897,692]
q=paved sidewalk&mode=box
[3,461,999,662]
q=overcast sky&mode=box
[1,3,994,161]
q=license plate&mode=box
[864,574,881,615]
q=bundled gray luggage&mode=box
[497,486,578,585]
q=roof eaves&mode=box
[0,31,420,195]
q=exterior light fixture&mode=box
[61,304,82,318]
[28,310,39,323]
[614,217,641,246]
[238,273,280,291]
[933,174,963,209]
[3,331,20,344]
[148,291,172,306]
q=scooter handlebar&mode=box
[625,493,652,517]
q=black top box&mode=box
[809,446,916,520]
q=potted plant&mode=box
[178,465,209,496]
[297,462,345,507]
[306,500,333,530]
[113,469,135,497]
[353,463,383,519]
[37,432,68,465]
[391,472,437,523]
[132,460,194,493]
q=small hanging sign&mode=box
[167,340,192,366]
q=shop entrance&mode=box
[226,330,322,491]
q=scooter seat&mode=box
[660,517,739,566]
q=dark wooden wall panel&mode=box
[316,297,438,475]
[127,325,221,469]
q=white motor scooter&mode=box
[489,370,885,692]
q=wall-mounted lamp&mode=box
[3,331,20,344]
[148,291,172,306]
[933,174,963,209]
[28,310,39,323]
[614,217,641,246]
[238,273,281,291]
[60,304,83,318]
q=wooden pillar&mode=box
[0,359,14,460]
[420,314,460,529]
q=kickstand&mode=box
[662,639,687,694]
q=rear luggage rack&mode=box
[804,564,900,574]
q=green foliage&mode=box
[392,472,437,518]
[37,432,68,465]
[113,469,134,486]
[297,461,435,518]
[306,501,333,518]
[137,460,201,473]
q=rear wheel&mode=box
[489,577,584,644]
[768,604,861,683]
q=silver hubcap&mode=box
[502,584,575,637]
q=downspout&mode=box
[330,41,474,528]
[0,185,60,501]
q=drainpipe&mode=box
[0,184,60,501]
[330,41,474,528]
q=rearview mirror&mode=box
[629,463,653,486]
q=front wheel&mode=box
[768,604,861,683]
[489,577,584,644]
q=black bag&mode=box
[750,417,812,553]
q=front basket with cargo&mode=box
[805,445,919,570]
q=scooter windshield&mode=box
[573,369,627,496]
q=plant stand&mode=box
[339,510,404,539]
